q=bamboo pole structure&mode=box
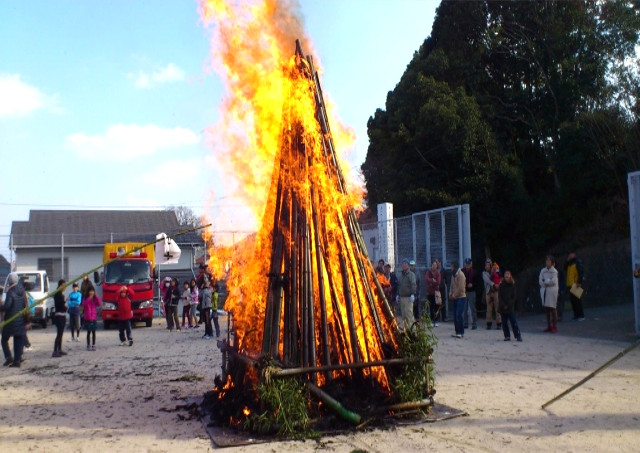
[542,338,640,409]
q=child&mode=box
[189,278,199,329]
[67,283,83,341]
[498,270,522,341]
[491,263,501,288]
[180,281,191,328]
[116,286,133,346]
[82,287,101,351]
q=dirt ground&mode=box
[1,305,638,453]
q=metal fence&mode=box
[628,171,640,335]
[362,204,471,270]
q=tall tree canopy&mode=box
[362,0,640,266]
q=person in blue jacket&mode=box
[66,283,83,341]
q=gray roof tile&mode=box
[11,210,204,247]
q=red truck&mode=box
[96,243,155,328]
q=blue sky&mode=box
[0,0,439,261]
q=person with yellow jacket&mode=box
[449,260,467,339]
[564,252,585,321]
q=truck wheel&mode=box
[104,321,111,330]
[40,317,47,329]
[145,319,152,327]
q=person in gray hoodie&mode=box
[1,273,29,367]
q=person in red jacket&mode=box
[116,286,133,347]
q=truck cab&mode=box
[98,243,156,328]
[1,270,54,328]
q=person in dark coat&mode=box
[1,273,29,367]
[52,279,68,357]
[498,270,522,342]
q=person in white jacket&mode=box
[539,255,559,333]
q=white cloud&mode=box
[0,73,59,118]
[137,157,203,189]
[65,124,200,161]
[130,63,185,89]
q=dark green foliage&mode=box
[362,0,640,268]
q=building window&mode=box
[38,258,69,282]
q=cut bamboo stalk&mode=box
[374,399,433,413]
[311,185,331,377]
[340,254,360,364]
[270,356,429,378]
[307,383,361,425]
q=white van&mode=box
[1,271,54,328]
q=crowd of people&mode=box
[159,263,220,339]
[1,263,222,368]
[375,250,599,341]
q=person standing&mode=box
[80,274,93,300]
[180,281,191,328]
[409,260,422,320]
[540,255,559,333]
[67,283,83,341]
[82,287,101,351]
[1,273,29,367]
[52,279,68,358]
[425,260,442,327]
[462,258,477,330]
[564,251,585,321]
[116,286,133,346]
[396,258,417,330]
[449,260,466,339]
[168,278,181,332]
[211,283,221,338]
[388,264,399,316]
[201,279,213,339]
[160,276,172,329]
[437,259,448,322]
[189,278,199,329]
[498,270,522,341]
[483,259,501,329]
[382,263,394,303]
[195,264,213,325]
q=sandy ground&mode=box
[1,307,639,453]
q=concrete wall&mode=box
[515,240,633,314]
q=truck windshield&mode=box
[19,273,43,292]
[104,260,151,284]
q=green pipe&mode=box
[307,383,361,424]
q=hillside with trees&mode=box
[362,0,640,268]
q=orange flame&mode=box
[200,0,395,390]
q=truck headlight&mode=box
[139,300,153,309]
[103,302,117,310]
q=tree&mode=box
[165,205,201,227]
[362,0,640,268]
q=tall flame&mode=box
[200,0,395,389]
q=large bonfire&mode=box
[199,0,434,434]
